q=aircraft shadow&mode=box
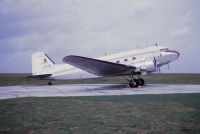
[84,84,128,91]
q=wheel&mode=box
[129,79,139,88]
[129,82,133,88]
[48,81,52,85]
[138,78,145,86]
[48,80,53,85]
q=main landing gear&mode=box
[128,74,145,88]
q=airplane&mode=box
[30,45,179,88]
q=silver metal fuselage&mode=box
[40,46,179,80]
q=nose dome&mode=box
[165,50,180,59]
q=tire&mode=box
[138,78,145,86]
[48,81,53,85]
[129,79,139,88]
[129,83,133,88]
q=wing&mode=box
[63,55,136,76]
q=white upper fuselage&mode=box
[37,46,179,80]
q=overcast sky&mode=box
[0,0,199,73]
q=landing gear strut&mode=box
[128,74,145,88]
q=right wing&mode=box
[63,55,137,77]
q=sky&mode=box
[0,0,199,73]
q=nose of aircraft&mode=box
[164,50,180,61]
[166,50,180,59]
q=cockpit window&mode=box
[124,59,128,62]
[160,48,169,51]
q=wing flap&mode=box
[63,55,136,76]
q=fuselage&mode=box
[40,46,179,80]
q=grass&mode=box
[0,73,200,86]
[1,94,200,133]
[1,73,200,133]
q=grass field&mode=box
[0,73,200,86]
[1,73,200,134]
[1,94,200,134]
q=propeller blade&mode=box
[153,55,157,72]
[167,64,170,69]
[153,53,162,74]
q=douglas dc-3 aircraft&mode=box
[30,45,179,88]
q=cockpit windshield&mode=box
[160,48,169,51]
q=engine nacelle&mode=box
[134,60,156,72]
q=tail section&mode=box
[32,52,55,75]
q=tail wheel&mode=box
[129,79,139,88]
[48,80,54,85]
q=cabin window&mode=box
[116,61,120,63]
[124,59,128,62]
[132,57,136,60]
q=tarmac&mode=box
[0,84,200,100]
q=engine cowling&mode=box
[141,60,156,72]
[134,60,156,72]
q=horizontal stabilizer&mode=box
[26,74,52,79]
[63,55,136,76]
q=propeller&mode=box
[153,55,161,72]
[167,64,170,70]
[153,56,157,70]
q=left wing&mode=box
[63,55,136,77]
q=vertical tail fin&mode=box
[32,52,55,75]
